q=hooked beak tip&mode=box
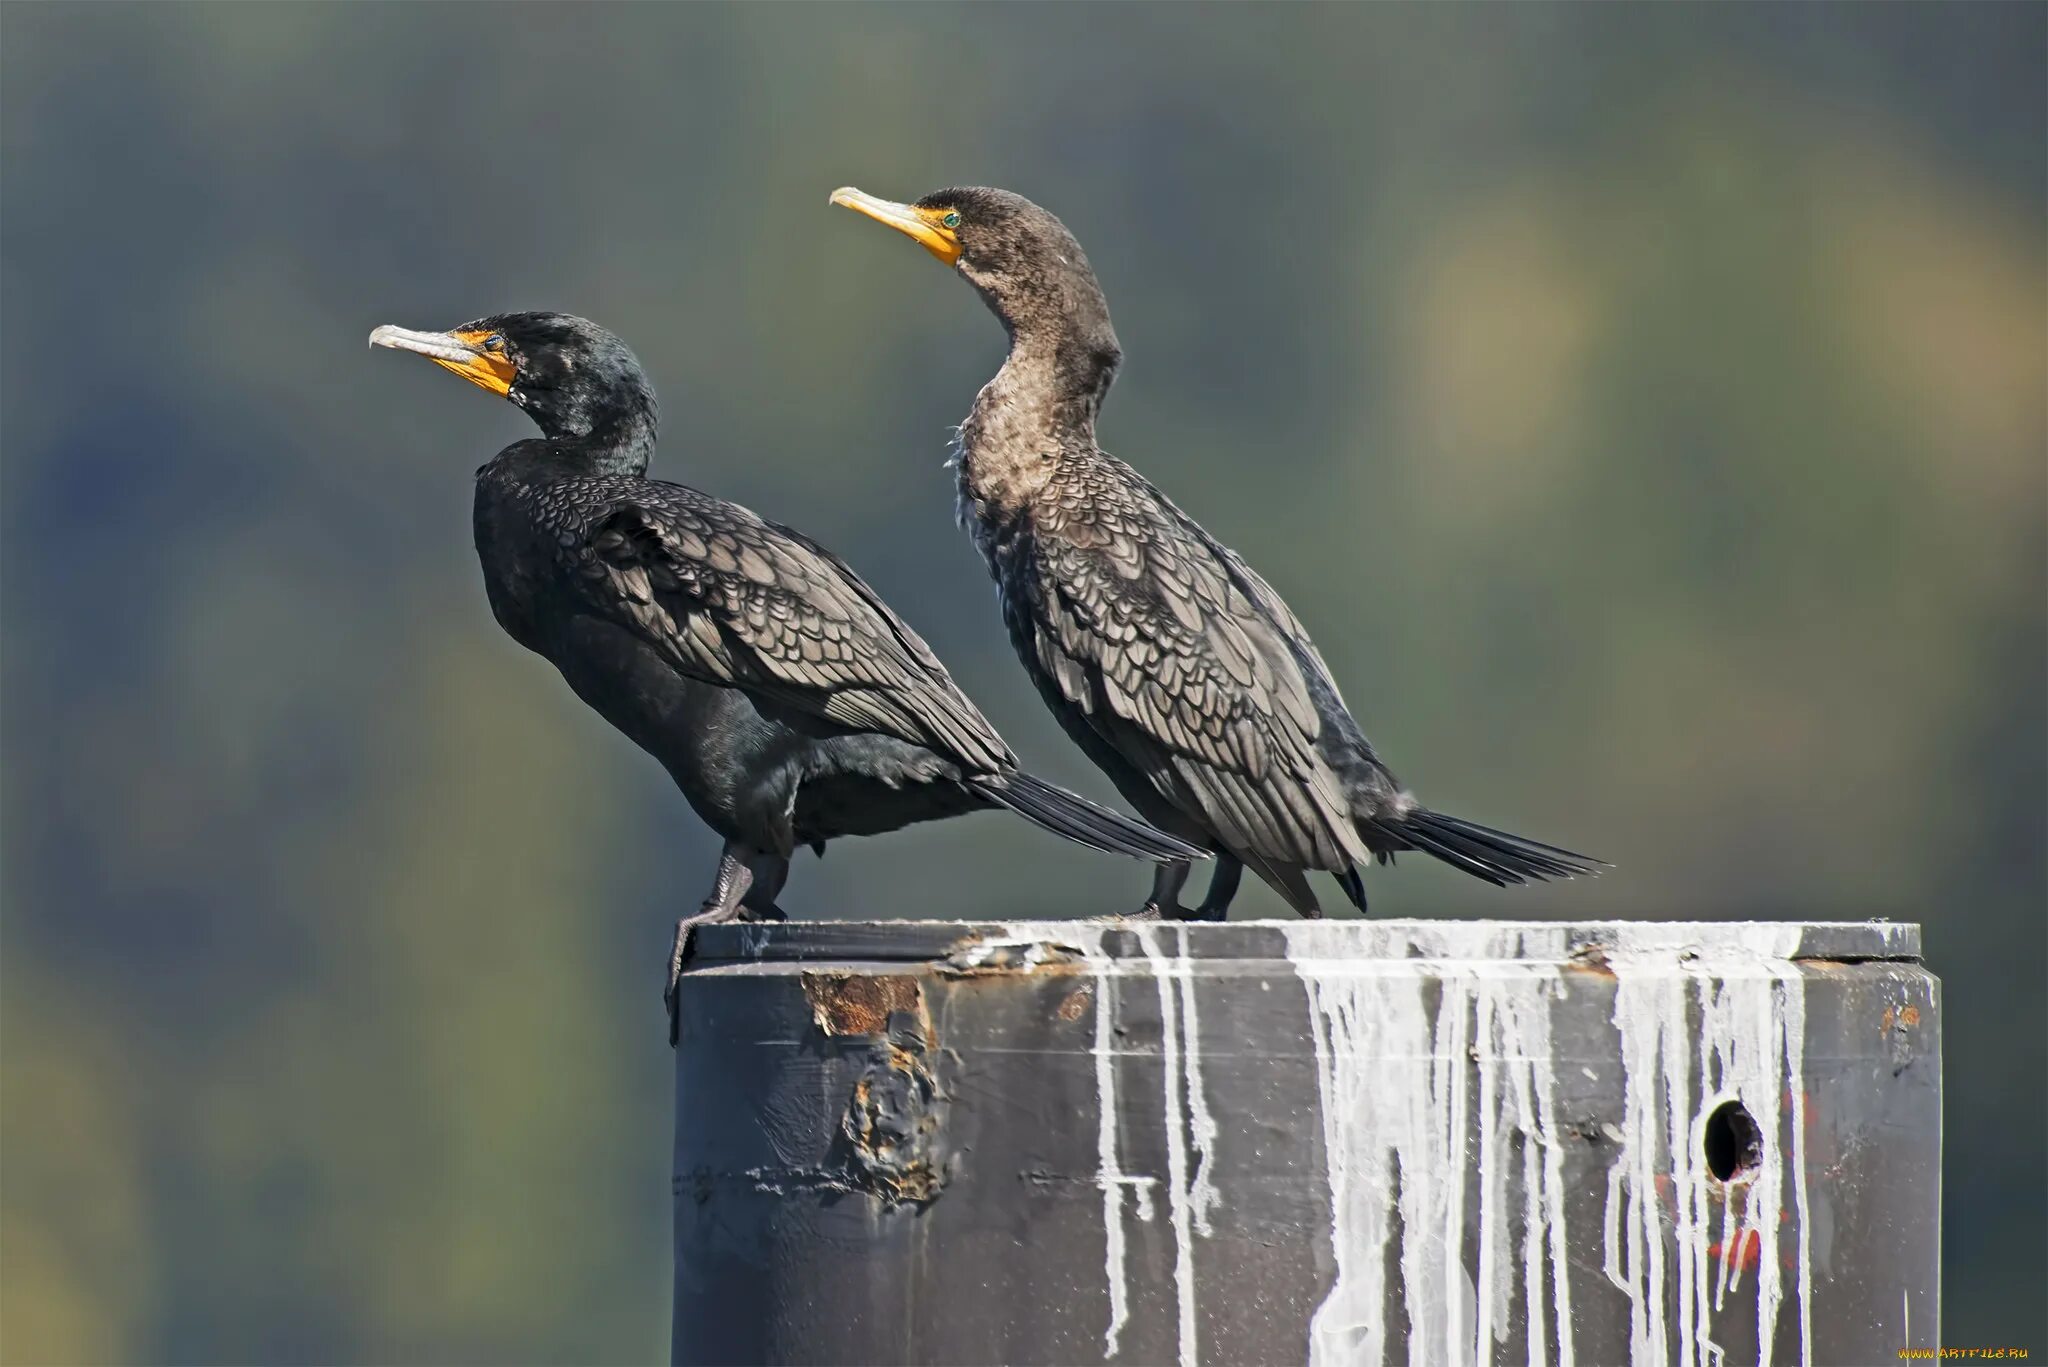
[368,324,482,365]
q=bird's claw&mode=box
[665,902,743,1046]
[1123,901,1230,923]
[665,903,791,1045]
[1125,901,1199,922]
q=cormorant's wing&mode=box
[1180,509,1347,708]
[579,487,1014,775]
[1021,454,1371,879]
[1139,471,1401,777]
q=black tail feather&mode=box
[1365,808,1604,887]
[971,772,1207,863]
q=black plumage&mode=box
[370,312,1203,1032]
[833,186,1602,919]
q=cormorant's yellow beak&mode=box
[830,187,962,266]
[368,324,517,397]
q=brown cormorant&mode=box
[370,312,1204,1033]
[832,187,1602,920]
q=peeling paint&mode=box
[793,970,952,1205]
[839,1034,950,1204]
[942,932,1083,975]
[802,972,924,1037]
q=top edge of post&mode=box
[684,918,1922,967]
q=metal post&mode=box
[672,920,1938,1366]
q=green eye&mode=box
[941,211,962,229]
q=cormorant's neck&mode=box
[533,387,658,477]
[959,283,1120,514]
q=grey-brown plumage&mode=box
[371,312,1203,1036]
[835,186,1602,919]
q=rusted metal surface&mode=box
[800,970,924,1037]
[672,920,1938,1366]
[837,1030,950,1205]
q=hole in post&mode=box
[1704,1100,1763,1182]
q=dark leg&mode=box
[1335,863,1368,914]
[1189,854,1243,922]
[739,851,791,922]
[1128,860,1193,920]
[666,842,758,1045]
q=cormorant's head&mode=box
[369,311,657,450]
[831,185,1118,358]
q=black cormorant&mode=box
[832,187,1601,920]
[370,312,1204,1032]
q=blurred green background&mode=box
[3,4,2041,1362]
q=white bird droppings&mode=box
[1077,927,1132,1360]
[1282,921,1818,1367]
[1282,923,1579,1367]
[1601,923,1812,1367]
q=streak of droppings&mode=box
[1282,923,1578,1367]
[1076,928,1130,1360]
[1601,923,1812,1367]
[1064,921,1221,1365]
[1175,924,1223,1237]
[1137,924,1204,1367]
[996,921,1828,1365]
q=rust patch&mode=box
[1057,987,1093,1022]
[1882,998,1924,1074]
[802,972,923,1037]
[840,1038,951,1204]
